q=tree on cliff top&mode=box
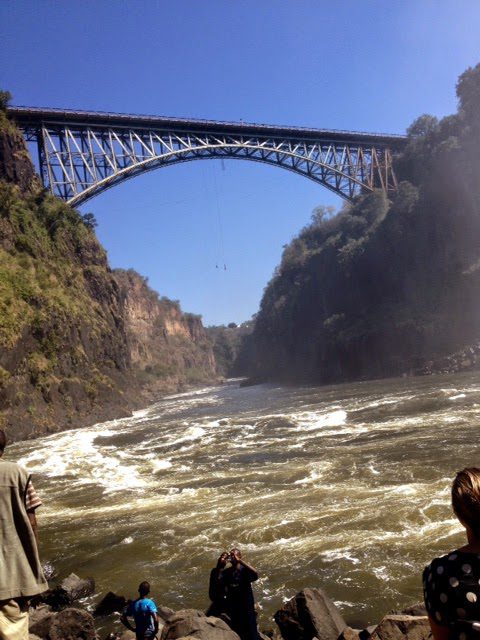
[0,90,12,112]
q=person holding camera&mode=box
[207,552,230,618]
[208,548,259,640]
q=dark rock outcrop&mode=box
[274,588,347,640]
[115,269,217,394]
[415,341,480,376]
[392,603,427,617]
[161,609,240,640]
[61,573,95,601]
[94,592,127,617]
[41,587,72,611]
[0,120,37,193]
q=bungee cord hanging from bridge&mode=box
[9,106,407,206]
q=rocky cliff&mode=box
[238,64,480,384]
[0,115,38,192]
[115,269,216,392]
[0,109,217,441]
[206,322,253,377]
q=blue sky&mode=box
[2,1,480,325]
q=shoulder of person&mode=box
[0,459,29,477]
[145,598,157,610]
[424,553,451,574]
[1,459,21,470]
[423,550,469,587]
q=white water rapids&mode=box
[8,371,480,629]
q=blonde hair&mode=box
[452,468,480,534]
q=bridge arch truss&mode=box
[10,108,406,206]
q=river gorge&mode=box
[7,371,480,630]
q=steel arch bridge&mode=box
[9,107,407,206]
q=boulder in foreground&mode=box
[49,608,97,640]
[28,604,55,637]
[274,588,347,640]
[94,592,127,617]
[41,587,72,611]
[158,604,175,621]
[369,615,430,640]
[61,573,96,601]
[161,609,240,640]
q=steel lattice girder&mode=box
[11,108,406,205]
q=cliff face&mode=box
[0,118,38,193]
[0,113,217,441]
[239,65,480,384]
[115,269,216,390]
[206,322,253,377]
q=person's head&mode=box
[0,430,6,457]
[138,581,150,598]
[230,548,242,566]
[452,468,480,538]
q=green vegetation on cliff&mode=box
[0,111,217,440]
[0,176,133,437]
[243,64,480,382]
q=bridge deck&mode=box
[8,106,407,149]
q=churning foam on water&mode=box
[320,549,361,565]
[168,426,206,446]
[372,566,391,582]
[17,426,149,493]
[294,462,333,485]
[367,463,380,475]
[11,373,480,626]
[163,386,216,400]
[293,409,347,431]
[389,483,420,496]
[151,459,173,472]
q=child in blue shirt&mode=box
[121,581,159,640]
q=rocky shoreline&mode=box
[6,376,224,444]
[29,569,430,640]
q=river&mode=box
[8,371,480,630]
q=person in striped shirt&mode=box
[0,429,48,640]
